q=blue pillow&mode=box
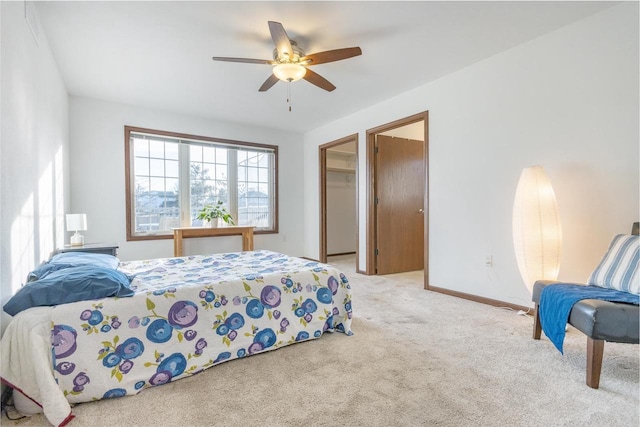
[28,252,120,282]
[4,266,134,316]
[49,252,120,268]
[27,263,70,282]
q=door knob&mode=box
[418,208,424,213]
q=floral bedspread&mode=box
[50,250,353,404]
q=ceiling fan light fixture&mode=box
[273,63,306,82]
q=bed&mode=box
[1,250,353,426]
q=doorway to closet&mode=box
[319,134,358,269]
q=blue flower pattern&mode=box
[50,250,352,404]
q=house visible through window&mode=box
[125,126,278,240]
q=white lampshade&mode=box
[66,214,87,232]
[66,214,87,246]
[273,63,306,82]
[512,166,562,294]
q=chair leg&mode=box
[532,303,542,340]
[586,337,604,389]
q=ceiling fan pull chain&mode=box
[287,80,292,112]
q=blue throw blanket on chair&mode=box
[539,284,640,354]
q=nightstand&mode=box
[56,242,119,257]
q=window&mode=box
[125,126,278,240]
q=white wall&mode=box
[303,3,639,308]
[1,2,69,332]
[69,97,305,261]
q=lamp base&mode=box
[70,233,84,246]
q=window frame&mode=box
[124,125,279,241]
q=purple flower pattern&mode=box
[50,250,353,406]
[167,300,198,328]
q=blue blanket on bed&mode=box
[539,284,639,354]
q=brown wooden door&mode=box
[375,135,424,274]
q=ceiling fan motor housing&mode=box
[273,40,306,64]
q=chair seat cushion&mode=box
[569,298,639,343]
[534,280,639,344]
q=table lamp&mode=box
[66,213,87,246]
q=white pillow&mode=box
[588,234,639,294]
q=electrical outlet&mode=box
[484,255,493,267]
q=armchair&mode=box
[531,223,639,388]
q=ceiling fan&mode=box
[212,21,362,93]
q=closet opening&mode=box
[319,134,359,271]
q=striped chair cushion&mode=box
[588,234,639,294]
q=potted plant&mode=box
[197,201,235,228]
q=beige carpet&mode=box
[3,255,638,426]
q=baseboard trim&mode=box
[327,251,356,257]
[427,285,531,312]
[303,255,529,311]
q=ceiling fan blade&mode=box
[301,47,362,65]
[268,21,293,59]
[212,57,275,65]
[303,68,336,92]
[259,74,280,92]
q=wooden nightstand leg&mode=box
[586,337,604,389]
[533,303,542,340]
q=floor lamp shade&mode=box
[512,166,562,294]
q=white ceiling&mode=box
[35,1,615,133]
